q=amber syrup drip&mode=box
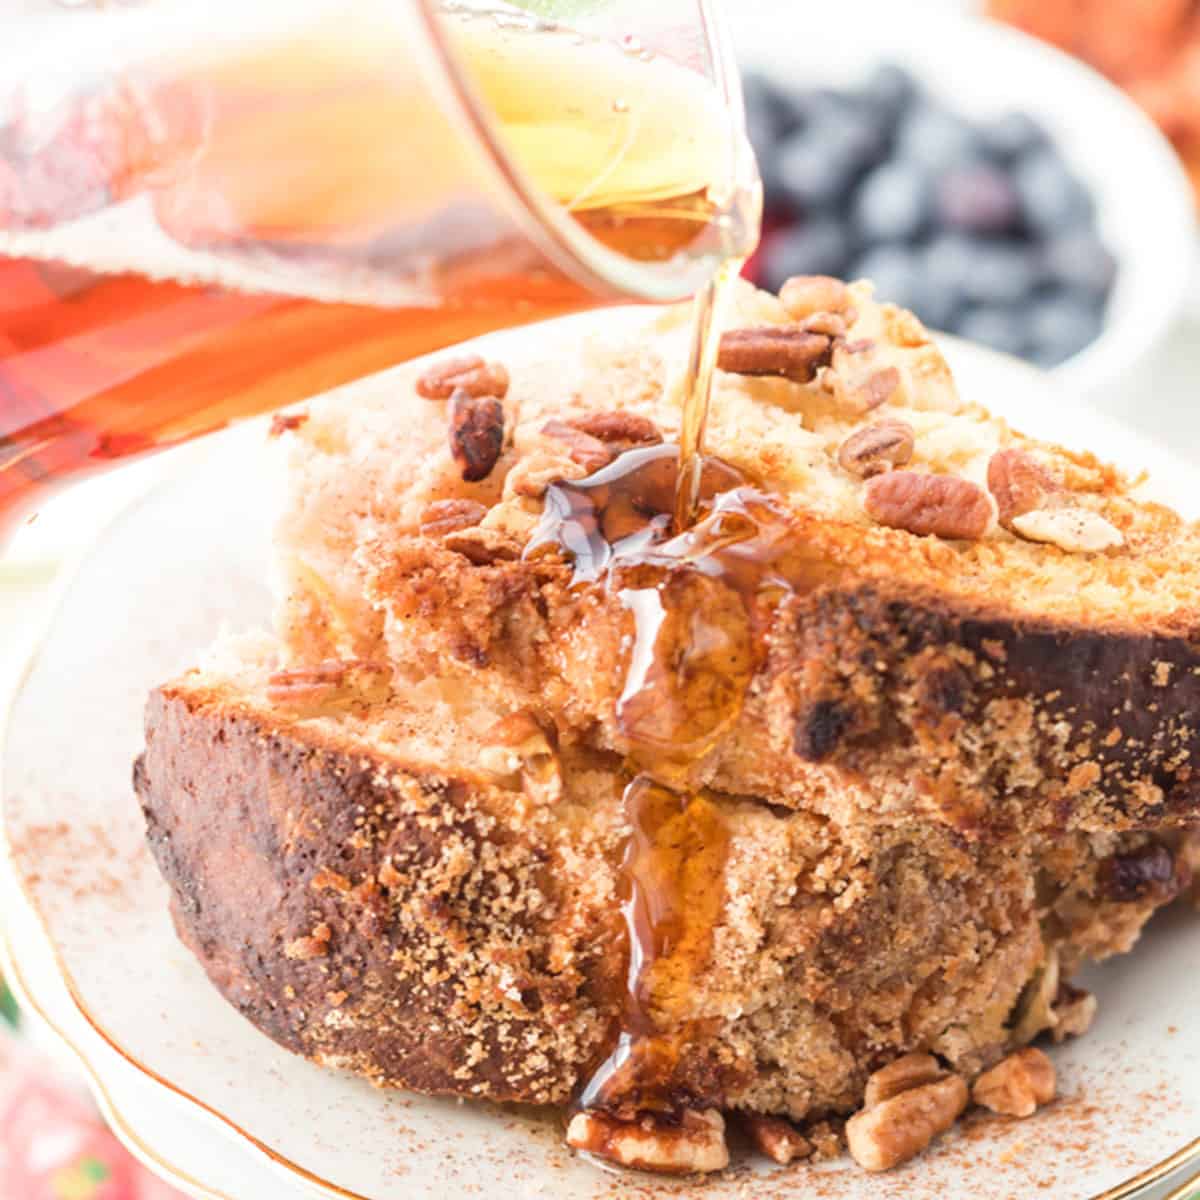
[528,443,835,1120]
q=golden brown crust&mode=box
[135,680,1193,1117]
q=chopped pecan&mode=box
[269,410,308,438]
[779,274,852,320]
[540,419,616,473]
[266,660,391,716]
[1101,843,1178,902]
[863,1053,944,1108]
[419,498,488,537]
[821,340,902,413]
[972,1048,1056,1118]
[837,419,915,478]
[1010,507,1124,553]
[566,1109,728,1174]
[846,1075,967,1172]
[864,472,993,540]
[566,410,662,447]
[802,310,850,338]
[449,389,505,482]
[717,326,833,383]
[1050,983,1098,1042]
[416,354,509,400]
[987,448,1056,529]
[741,1114,812,1166]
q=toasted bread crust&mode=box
[136,682,1190,1117]
[136,685,617,1105]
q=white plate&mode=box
[728,1,1198,399]
[2,313,1200,1200]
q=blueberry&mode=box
[1015,148,1094,236]
[775,113,884,214]
[978,111,1049,162]
[1027,293,1104,366]
[853,161,931,243]
[859,62,921,117]
[1041,231,1118,299]
[954,306,1030,357]
[936,163,1021,235]
[895,102,980,172]
[960,241,1039,305]
[760,220,852,291]
[850,245,924,310]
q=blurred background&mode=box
[0,0,1197,1195]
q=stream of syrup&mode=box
[528,442,835,1124]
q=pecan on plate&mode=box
[449,389,505,482]
[863,471,993,540]
[740,1114,813,1166]
[863,1053,944,1108]
[717,326,833,383]
[838,419,915,478]
[972,1048,1056,1118]
[416,354,510,400]
[846,1074,967,1172]
[566,1108,728,1174]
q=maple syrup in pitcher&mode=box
[0,3,757,536]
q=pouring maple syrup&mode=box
[0,5,758,537]
[529,444,836,1127]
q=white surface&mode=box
[2,318,1200,1200]
[728,1,1198,402]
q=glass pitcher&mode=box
[0,0,761,535]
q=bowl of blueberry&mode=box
[731,4,1196,396]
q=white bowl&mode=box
[729,1,1198,399]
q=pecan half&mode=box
[821,340,902,413]
[540,419,615,473]
[419,498,488,537]
[416,354,510,400]
[267,660,391,716]
[779,274,852,320]
[987,448,1057,529]
[846,1075,967,1172]
[838,420,915,478]
[449,389,505,482]
[717,326,833,383]
[740,1114,812,1166]
[566,410,662,448]
[863,472,993,540]
[863,1053,944,1108]
[972,1048,1056,1118]
[566,1109,728,1174]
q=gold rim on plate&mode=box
[3,428,1200,1200]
